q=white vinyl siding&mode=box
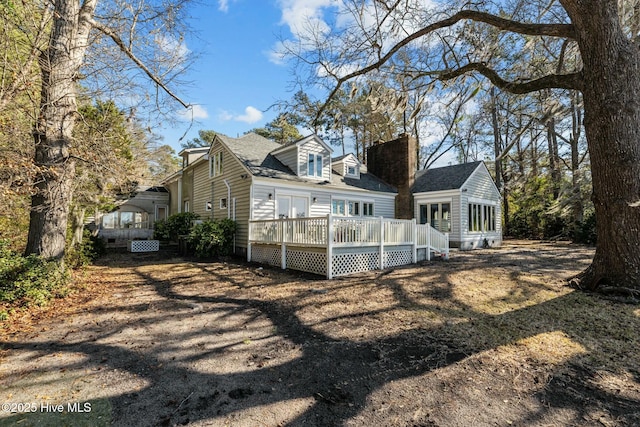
[460,166,501,239]
[300,140,330,180]
[273,147,298,174]
[251,182,395,220]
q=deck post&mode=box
[427,224,431,261]
[379,216,384,270]
[280,218,286,270]
[444,233,450,260]
[326,214,333,279]
[412,218,417,263]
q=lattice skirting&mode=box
[127,240,160,252]
[286,248,327,276]
[250,245,281,267]
[332,251,380,277]
[383,248,413,268]
[250,244,418,278]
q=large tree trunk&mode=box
[563,1,640,290]
[24,0,96,259]
[569,91,584,235]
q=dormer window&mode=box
[308,153,323,178]
[347,165,357,176]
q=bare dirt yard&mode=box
[0,240,639,426]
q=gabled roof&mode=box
[216,133,396,194]
[332,153,360,164]
[270,134,334,155]
[177,146,209,156]
[412,161,484,193]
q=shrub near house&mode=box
[154,212,200,242]
[0,240,70,319]
[188,219,238,258]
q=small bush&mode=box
[188,219,237,258]
[154,212,200,242]
[65,229,106,269]
[0,240,70,310]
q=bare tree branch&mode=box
[90,20,191,109]
[315,9,575,125]
[440,62,584,92]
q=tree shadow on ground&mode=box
[1,244,638,426]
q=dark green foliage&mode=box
[507,176,549,239]
[65,230,107,269]
[188,219,237,258]
[0,240,69,312]
[154,212,200,242]
[247,113,303,144]
[574,211,597,244]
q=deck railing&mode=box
[248,217,328,247]
[249,215,449,278]
[250,216,449,251]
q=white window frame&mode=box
[332,199,346,216]
[308,153,323,178]
[419,202,452,232]
[468,202,497,233]
[210,151,223,177]
[220,197,228,209]
[348,200,360,216]
[205,201,212,212]
[183,200,190,213]
[362,202,374,217]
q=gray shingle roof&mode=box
[411,161,483,193]
[218,133,396,193]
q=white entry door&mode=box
[292,196,308,218]
[277,195,308,219]
[277,196,290,219]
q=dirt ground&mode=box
[0,240,639,426]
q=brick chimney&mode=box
[366,134,416,219]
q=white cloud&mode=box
[155,34,190,62]
[278,0,338,38]
[219,106,263,124]
[177,104,209,120]
[218,0,240,12]
[271,0,439,74]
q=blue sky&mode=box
[159,0,330,153]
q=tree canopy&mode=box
[284,0,640,292]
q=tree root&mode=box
[568,276,640,300]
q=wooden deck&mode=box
[248,215,449,278]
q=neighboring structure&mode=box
[96,186,170,246]
[163,133,398,257]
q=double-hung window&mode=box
[308,153,323,178]
[210,152,223,177]
[362,202,374,216]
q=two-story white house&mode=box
[163,133,398,256]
